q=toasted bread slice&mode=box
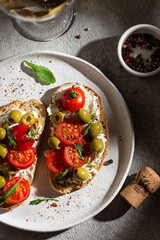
[47,83,109,194]
[0,99,47,210]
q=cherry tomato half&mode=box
[61,87,85,112]
[7,148,35,169]
[47,149,69,174]
[57,119,84,145]
[3,177,30,204]
[10,124,35,151]
[64,145,88,168]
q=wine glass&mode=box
[0,0,75,41]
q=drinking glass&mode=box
[0,0,75,41]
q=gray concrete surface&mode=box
[0,0,160,239]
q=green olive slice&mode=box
[89,138,104,154]
[76,108,91,124]
[8,171,16,179]
[53,112,64,125]
[48,136,61,149]
[89,123,101,137]
[9,110,22,123]
[0,128,6,140]
[0,144,8,159]
[1,163,14,177]
[73,167,89,181]
[0,176,6,189]
[22,112,35,126]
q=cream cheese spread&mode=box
[48,83,107,184]
[0,108,42,182]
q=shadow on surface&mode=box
[0,222,67,239]
[77,37,160,169]
[104,0,160,30]
[78,36,160,232]
[94,173,160,240]
[40,86,58,106]
[94,174,135,221]
[31,86,60,199]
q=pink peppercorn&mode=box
[75,35,82,39]
[125,59,130,63]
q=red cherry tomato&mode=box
[64,145,87,168]
[7,148,35,169]
[3,177,30,204]
[47,149,69,174]
[61,87,85,112]
[10,124,35,151]
[57,119,84,145]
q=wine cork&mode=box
[120,167,160,208]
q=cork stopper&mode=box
[120,167,160,208]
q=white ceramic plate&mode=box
[0,51,134,232]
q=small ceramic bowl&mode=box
[117,24,160,77]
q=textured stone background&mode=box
[0,0,160,239]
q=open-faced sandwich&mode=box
[0,99,46,210]
[46,83,109,194]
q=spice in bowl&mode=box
[122,33,160,73]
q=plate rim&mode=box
[0,51,135,232]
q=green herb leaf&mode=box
[24,60,56,85]
[67,85,77,99]
[53,165,74,183]
[75,143,83,158]
[83,109,97,136]
[0,177,23,206]
[5,120,16,148]
[79,156,96,169]
[27,127,39,141]
[29,198,59,205]
[75,143,96,169]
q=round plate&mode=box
[0,51,134,232]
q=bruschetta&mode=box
[0,99,46,210]
[46,83,109,194]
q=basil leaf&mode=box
[30,198,59,205]
[75,143,83,158]
[0,177,23,206]
[79,156,96,169]
[75,143,97,169]
[83,121,93,136]
[24,60,56,85]
[83,109,97,136]
[5,120,16,148]
[53,165,74,183]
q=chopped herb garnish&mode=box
[27,127,39,141]
[29,198,59,205]
[67,85,77,99]
[24,60,56,85]
[75,143,83,158]
[53,165,74,183]
[83,109,97,136]
[5,120,16,148]
[75,143,96,169]
[0,177,22,206]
